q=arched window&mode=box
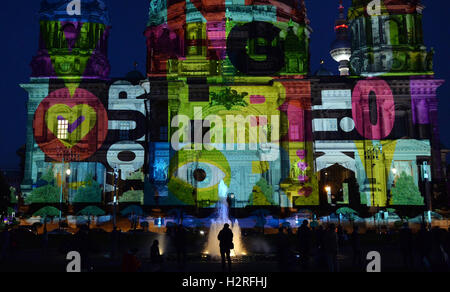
[386,19,399,46]
[62,23,77,49]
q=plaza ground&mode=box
[1,229,448,272]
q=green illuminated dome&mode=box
[348,0,433,76]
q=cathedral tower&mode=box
[31,0,111,81]
[348,0,433,76]
[21,0,112,198]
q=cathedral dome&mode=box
[125,70,145,81]
[148,0,308,27]
[314,62,334,76]
[39,0,110,25]
[146,0,311,76]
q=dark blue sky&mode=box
[0,0,449,170]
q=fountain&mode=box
[205,180,245,258]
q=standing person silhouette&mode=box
[218,223,234,272]
[324,224,339,272]
[297,220,311,270]
[175,225,187,267]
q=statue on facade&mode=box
[426,48,434,72]
[153,159,168,182]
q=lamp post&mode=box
[365,145,383,207]
[59,159,70,229]
[113,166,119,230]
[422,161,432,228]
[389,167,397,203]
[230,193,235,218]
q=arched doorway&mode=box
[319,163,359,207]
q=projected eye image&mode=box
[168,148,231,206]
[3,0,449,274]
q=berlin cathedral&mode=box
[20,0,447,216]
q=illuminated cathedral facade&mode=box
[20,0,446,216]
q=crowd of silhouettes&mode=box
[2,218,450,272]
[290,220,450,272]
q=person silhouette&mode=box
[276,227,289,271]
[350,225,363,270]
[122,248,141,273]
[324,224,339,272]
[218,223,234,272]
[151,240,163,265]
[399,222,413,269]
[175,225,187,266]
[297,220,311,270]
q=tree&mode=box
[119,190,144,204]
[249,178,275,206]
[251,209,270,234]
[25,169,59,204]
[10,187,18,204]
[336,207,358,222]
[0,172,11,217]
[72,174,102,203]
[77,206,106,216]
[390,172,424,206]
[33,206,60,217]
[120,205,145,216]
[168,177,195,205]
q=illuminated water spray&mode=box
[205,180,245,258]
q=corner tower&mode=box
[31,0,111,81]
[348,0,433,76]
[21,0,112,198]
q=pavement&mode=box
[0,243,441,272]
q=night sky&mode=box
[0,0,449,170]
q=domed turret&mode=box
[314,60,334,76]
[330,0,351,76]
[31,0,111,80]
[348,0,433,75]
[40,0,110,25]
[145,0,311,77]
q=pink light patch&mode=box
[250,95,266,104]
[250,116,268,127]
[296,149,306,160]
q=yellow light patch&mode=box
[252,161,269,174]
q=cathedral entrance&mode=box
[319,163,359,207]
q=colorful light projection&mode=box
[145,0,310,77]
[24,0,443,209]
[33,87,109,162]
[348,0,434,76]
[164,75,439,207]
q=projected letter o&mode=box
[352,79,395,140]
[107,141,145,179]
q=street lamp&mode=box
[113,166,119,229]
[59,161,70,228]
[365,145,383,207]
